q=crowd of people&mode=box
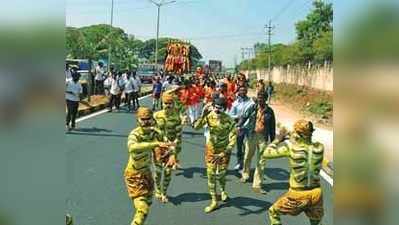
[65,63,324,225]
[122,68,325,225]
[65,62,143,131]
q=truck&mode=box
[66,59,98,97]
[136,64,162,83]
[208,60,222,73]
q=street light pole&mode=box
[155,4,160,72]
[148,0,176,74]
[108,0,114,72]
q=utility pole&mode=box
[265,19,275,81]
[155,4,160,73]
[108,0,114,73]
[148,0,176,74]
[240,48,245,73]
[241,47,253,72]
[234,55,237,73]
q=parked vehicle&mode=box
[66,59,98,97]
[209,60,222,73]
[137,64,159,83]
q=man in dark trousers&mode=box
[108,72,122,112]
[131,71,142,110]
[266,81,274,104]
[65,68,82,131]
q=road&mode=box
[66,95,333,225]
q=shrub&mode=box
[307,99,333,117]
[249,79,258,89]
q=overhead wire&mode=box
[68,0,310,42]
[272,0,297,22]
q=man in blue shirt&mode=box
[152,76,163,110]
[229,86,255,173]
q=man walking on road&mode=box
[94,62,105,95]
[124,72,135,112]
[266,81,274,104]
[152,76,163,111]
[124,107,175,225]
[108,73,122,112]
[239,92,276,192]
[131,71,142,111]
[65,69,82,131]
[229,86,255,172]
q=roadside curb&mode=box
[323,158,334,177]
[77,91,152,118]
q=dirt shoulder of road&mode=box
[249,89,332,127]
[248,89,333,172]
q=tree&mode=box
[239,0,334,70]
[66,24,204,72]
[313,30,333,64]
[295,0,333,63]
[66,27,86,59]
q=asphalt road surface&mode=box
[66,95,333,225]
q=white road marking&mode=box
[320,170,333,186]
[76,95,151,123]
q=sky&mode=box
[66,0,343,67]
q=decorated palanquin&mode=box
[164,41,191,75]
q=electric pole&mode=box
[265,19,275,81]
[240,48,245,73]
[241,47,253,72]
[234,55,237,73]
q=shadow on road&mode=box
[175,167,241,179]
[182,131,205,136]
[175,166,207,179]
[67,131,128,138]
[73,127,113,133]
[169,192,210,205]
[264,167,289,181]
[219,196,271,216]
[263,182,289,192]
[169,192,271,216]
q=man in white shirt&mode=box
[229,86,256,174]
[122,70,130,104]
[94,62,105,95]
[124,72,135,112]
[117,72,125,109]
[131,71,142,110]
[103,74,112,97]
[108,73,121,112]
[162,75,173,91]
[65,64,72,82]
[65,70,82,131]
